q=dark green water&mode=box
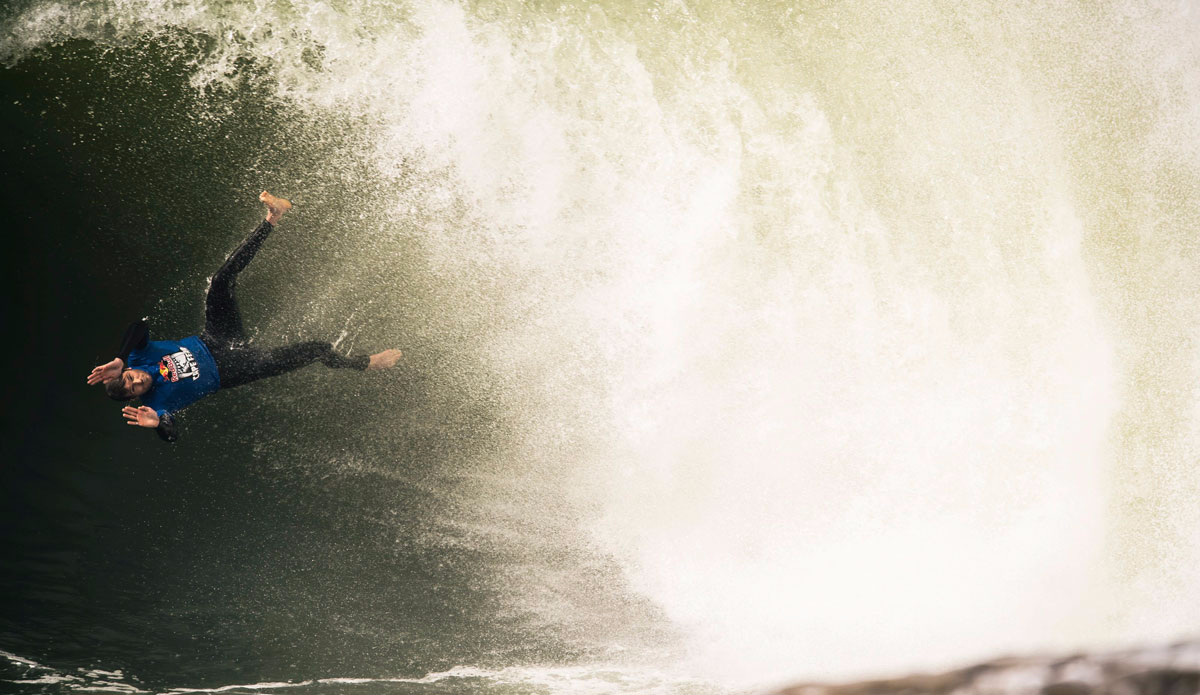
[0,34,676,694]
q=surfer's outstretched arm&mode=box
[116,319,149,361]
[122,406,179,443]
[86,319,149,385]
[156,412,179,443]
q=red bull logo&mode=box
[158,356,180,382]
[155,347,199,382]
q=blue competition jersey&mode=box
[126,336,221,417]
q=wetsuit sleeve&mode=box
[116,319,150,364]
[156,411,179,443]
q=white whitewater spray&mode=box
[7,0,1200,688]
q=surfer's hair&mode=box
[105,379,135,401]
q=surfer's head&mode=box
[105,369,152,400]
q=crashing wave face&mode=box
[4,0,1200,690]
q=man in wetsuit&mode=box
[85,191,403,442]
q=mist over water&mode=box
[4,0,1200,691]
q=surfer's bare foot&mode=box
[367,349,403,371]
[260,191,292,225]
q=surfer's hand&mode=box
[87,358,124,385]
[122,406,160,428]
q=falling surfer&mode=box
[85,191,403,442]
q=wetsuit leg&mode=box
[202,220,274,345]
[215,341,370,390]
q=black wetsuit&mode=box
[116,219,370,442]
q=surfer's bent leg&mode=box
[202,193,290,346]
[202,220,274,345]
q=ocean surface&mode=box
[2,1,1200,693]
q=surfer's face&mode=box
[120,369,152,397]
